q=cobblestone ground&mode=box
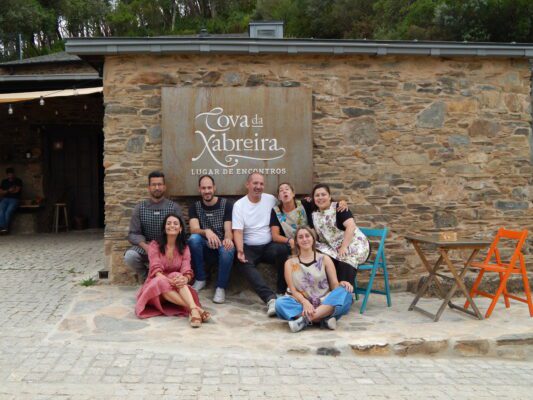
[1,232,532,399]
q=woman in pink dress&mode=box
[135,213,210,327]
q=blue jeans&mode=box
[0,198,19,229]
[188,233,235,289]
[275,286,353,321]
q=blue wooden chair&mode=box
[354,227,391,314]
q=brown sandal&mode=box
[189,307,202,328]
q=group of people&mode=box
[126,170,370,332]
[0,167,23,234]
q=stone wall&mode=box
[102,54,533,285]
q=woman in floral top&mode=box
[309,183,369,284]
[270,182,348,251]
[275,227,354,332]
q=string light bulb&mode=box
[83,104,88,111]
[39,96,45,106]
[73,88,79,96]
[55,110,59,115]
[8,104,13,115]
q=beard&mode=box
[151,190,164,199]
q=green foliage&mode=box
[80,277,97,286]
[2,0,533,62]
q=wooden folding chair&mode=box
[354,227,391,314]
[464,228,532,318]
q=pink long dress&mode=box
[135,241,201,319]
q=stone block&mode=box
[246,74,264,86]
[496,334,533,346]
[222,72,244,86]
[393,152,429,166]
[433,211,458,228]
[350,343,390,356]
[106,104,137,115]
[342,107,375,117]
[316,347,341,357]
[393,339,448,356]
[494,201,529,211]
[468,119,500,137]
[126,136,145,153]
[453,339,490,356]
[343,117,378,146]
[416,101,446,128]
[202,71,221,84]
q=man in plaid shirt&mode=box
[124,171,182,281]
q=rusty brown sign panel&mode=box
[162,87,313,196]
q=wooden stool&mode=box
[54,203,69,233]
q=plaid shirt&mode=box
[128,198,181,255]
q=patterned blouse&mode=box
[289,253,330,307]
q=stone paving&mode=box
[1,232,533,399]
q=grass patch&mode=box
[80,278,97,287]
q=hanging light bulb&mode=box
[8,104,13,115]
[23,115,27,121]
[83,104,88,111]
[55,110,59,115]
[39,96,45,106]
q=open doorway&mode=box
[42,124,104,229]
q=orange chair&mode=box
[464,228,532,318]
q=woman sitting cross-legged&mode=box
[275,226,354,332]
[135,213,210,328]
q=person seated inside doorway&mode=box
[275,227,353,332]
[135,214,210,328]
[0,167,23,234]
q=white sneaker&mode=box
[288,316,309,333]
[192,280,206,291]
[266,298,277,317]
[213,287,225,304]
[324,317,337,330]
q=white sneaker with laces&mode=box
[288,316,309,333]
[213,287,225,304]
[266,298,277,317]
[192,280,206,291]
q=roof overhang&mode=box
[66,37,533,58]
[0,73,100,82]
[0,87,103,103]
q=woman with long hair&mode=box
[310,183,369,284]
[135,213,210,328]
[275,226,353,332]
[270,182,348,250]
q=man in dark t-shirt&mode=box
[188,175,235,304]
[0,167,23,233]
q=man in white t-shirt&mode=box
[233,172,291,316]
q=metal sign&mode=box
[162,87,312,195]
